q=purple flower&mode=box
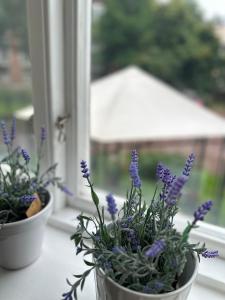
[163,168,174,185]
[106,193,118,219]
[127,229,140,251]
[43,180,51,188]
[183,153,195,177]
[121,216,133,228]
[21,148,30,163]
[156,163,175,186]
[145,239,166,258]
[77,214,82,221]
[127,216,133,223]
[40,126,47,142]
[103,261,112,270]
[156,163,164,181]
[11,117,16,142]
[129,150,141,188]
[62,291,73,300]
[112,246,125,254]
[0,121,10,145]
[60,185,73,196]
[193,200,213,224]
[131,149,138,166]
[20,195,37,205]
[202,250,219,258]
[143,286,154,294]
[165,175,187,206]
[94,233,100,242]
[76,247,82,255]
[31,180,37,189]
[80,160,90,179]
[154,281,164,291]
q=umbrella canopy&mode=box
[91,66,225,143]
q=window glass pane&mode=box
[91,0,225,227]
[0,1,35,159]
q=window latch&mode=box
[55,114,70,143]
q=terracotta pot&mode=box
[0,193,53,270]
[95,253,198,300]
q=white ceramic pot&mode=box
[95,253,198,300]
[0,193,53,270]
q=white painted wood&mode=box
[64,0,92,208]
[26,0,53,167]
[27,0,67,211]
[48,0,67,210]
[0,225,224,300]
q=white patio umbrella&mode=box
[91,66,225,143]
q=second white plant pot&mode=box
[0,193,53,270]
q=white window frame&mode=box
[64,0,92,211]
[27,0,225,260]
[27,0,67,211]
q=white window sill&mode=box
[0,209,225,300]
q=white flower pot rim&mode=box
[98,253,198,298]
[2,191,53,228]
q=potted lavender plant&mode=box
[63,151,218,300]
[0,119,72,270]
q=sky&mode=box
[196,0,225,20]
[159,0,225,21]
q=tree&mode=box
[0,0,28,53]
[93,0,225,102]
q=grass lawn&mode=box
[0,87,32,118]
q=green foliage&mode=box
[0,119,71,224]
[0,0,28,52]
[65,154,209,299]
[0,88,32,117]
[93,0,225,101]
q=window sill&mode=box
[0,222,224,300]
[0,210,224,300]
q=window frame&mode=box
[27,0,225,257]
[64,0,92,209]
[27,0,67,211]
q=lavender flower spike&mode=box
[129,150,141,188]
[0,121,10,145]
[154,281,164,291]
[106,193,118,219]
[145,239,166,258]
[112,246,125,254]
[183,153,195,177]
[193,200,213,225]
[165,175,187,206]
[40,126,47,142]
[20,195,37,205]
[131,149,138,166]
[60,185,73,196]
[21,148,30,163]
[202,250,219,258]
[80,160,90,179]
[62,291,73,300]
[156,163,174,186]
[156,163,164,181]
